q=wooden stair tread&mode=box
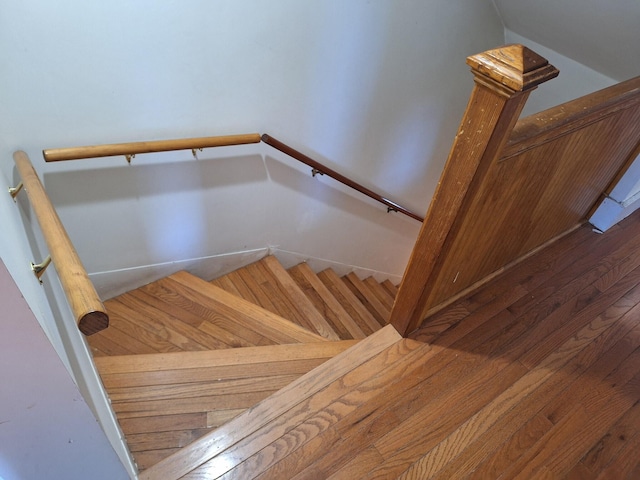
[105,295,229,352]
[212,270,265,309]
[317,268,382,335]
[139,325,402,479]
[147,275,279,348]
[364,276,395,311]
[94,340,358,376]
[261,255,340,340]
[95,341,357,472]
[381,279,399,298]
[131,283,267,349]
[187,336,427,479]
[258,256,341,340]
[92,273,292,355]
[343,272,391,327]
[236,265,294,323]
[88,259,403,474]
[211,256,341,340]
[165,271,328,344]
[88,324,147,357]
[288,263,367,340]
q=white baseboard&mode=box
[90,246,403,300]
[90,248,269,300]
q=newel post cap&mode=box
[467,44,559,92]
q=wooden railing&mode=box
[13,151,109,335]
[42,130,422,221]
[261,134,424,222]
[390,44,640,336]
[31,129,418,336]
[42,133,262,162]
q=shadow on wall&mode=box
[40,150,419,233]
[42,153,268,206]
[41,153,270,270]
[264,153,420,229]
[32,148,420,286]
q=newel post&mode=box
[390,45,559,336]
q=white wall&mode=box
[504,31,616,116]
[0,1,505,474]
[0,0,505,300]
[0,146,138,477]
[494,0,640,82]
[0,259,127,480]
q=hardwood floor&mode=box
[360,212,640,479]
[166,212,640,479]
[94,211,640,478]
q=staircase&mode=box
[87,255,403,477]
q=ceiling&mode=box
[493,0,640,81]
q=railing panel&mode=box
[422,102,640,314]
[391,45,640,336]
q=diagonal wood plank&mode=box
[199,338,426,480]
[139,325,401,480]
[166,271,328,344]
[288,263,367,339]
[364,276,395,311]
[343,272,390,326]
[318,268,381,335]
[260,256,341,340]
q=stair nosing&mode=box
[94,340,359,375]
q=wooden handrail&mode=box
[42,133,262,162]
[261,134,424,222]
[502,76,640,160]
[42,130,420,221]
[13,151,108,335]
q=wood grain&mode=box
[288,263,367,339]
[13,150,108,334]
[139,325,401,479]
[364,276,395,311]
[187,208,640,479]
[43,133,261,161]
[343,272,390,326]
[260,256,340,340]
[389,47,537,335]
[194,339,425,480]
[90,206,640,478]
[390,45,640,336]
[98,341,356,469]
[167,271,328,344]
[317,268,381,335]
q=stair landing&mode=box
[87,256,396,472]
